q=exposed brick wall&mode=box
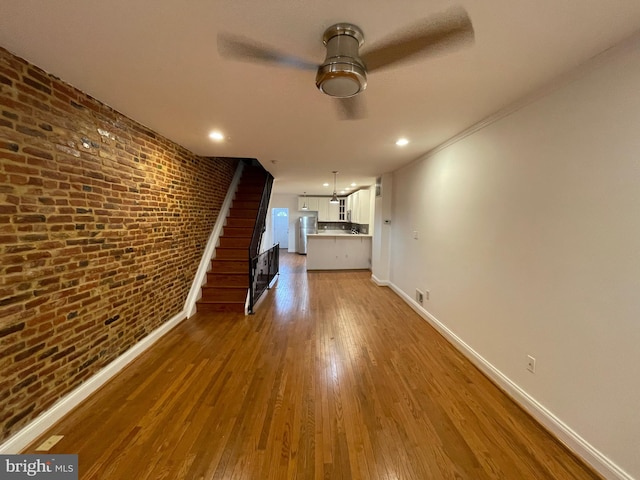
[0,47,238,442]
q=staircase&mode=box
[196,166,268,313]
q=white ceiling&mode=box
[2,1,640,196]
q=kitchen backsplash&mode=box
[318,222,369,234]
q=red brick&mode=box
[1,151,26,163]
[23,147,53,160]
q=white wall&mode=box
[388,35,640,479]
[372,174,393,285]
[264,193,311,253]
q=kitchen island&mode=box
[306,233,372,270]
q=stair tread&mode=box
[207,271,246,277]
[197,299,245,304]
[196,302,245,313]
[202,284,247,290]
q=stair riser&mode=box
[229,208,258,219]
[242,170,266,175]
[235,194,262,203]
[201,288,248,302]
[210,260,248,273]
[225,218,254,228]
[197,302,245,313]
[219,237,251,248]
[206,273,249,287]
[239,178,265,185]
[239,175,266,182]
[241,173,266,181]
[233,201,261,210]
[216,249,248,260]
[236,187,264,196]
[222,227,253,237]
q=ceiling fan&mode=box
[217,7,474,120]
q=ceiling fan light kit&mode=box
[316,23,367,98]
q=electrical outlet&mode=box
[416,289,424,305]
[527,355,536,373]
[412,230,419,239]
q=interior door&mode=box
[272,208,289,249]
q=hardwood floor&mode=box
[24,252,602,479]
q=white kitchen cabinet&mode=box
[346,188,371,224]
[317,197,329,221]
[306,234,372,270]
[357,188,371,225]
[303,197,342,221]
[350,194,358,222]
[329,200,340,221]
[319,198,341,221]
[298,196,319,211]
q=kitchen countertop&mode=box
[307,233,372,237]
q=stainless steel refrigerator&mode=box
[297,216,317,254]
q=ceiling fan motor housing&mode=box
[316,23,367,98]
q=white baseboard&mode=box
[386,281,633,480]
[0,310,187,454]
[370,274,389,286]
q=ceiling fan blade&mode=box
[217,33,318,70]
[334,96,366,121]
[361,7,474,72]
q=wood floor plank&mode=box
[22,251,603,480]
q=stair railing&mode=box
[248,244,279,314]
[248,169,277,313]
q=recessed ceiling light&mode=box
[396,137,409,146]
[345,187,351,191]
[209,130,225,142]
[323,182,329,187]
[350,182,356,187]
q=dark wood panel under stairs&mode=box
[196,167,267,313]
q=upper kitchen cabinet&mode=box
[317,197,329,220]
[298,196,319,212]
[298,196,345,221]
[338,198,346,221]
[317,197,341,221]
[348,188,372,224]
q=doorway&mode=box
[272,208,289,249]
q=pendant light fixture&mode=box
[330,171,339,204]
[302,192,308,210]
